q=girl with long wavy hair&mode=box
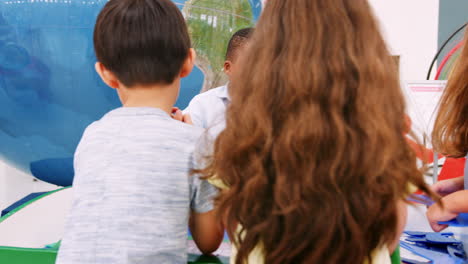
[427,29,468,232]
[202,0,433,263]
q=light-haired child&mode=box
[427,28,468,232]
[56,0,223,263]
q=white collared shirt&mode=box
[184,84,229,137]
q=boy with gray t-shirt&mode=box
[56,0,223,263]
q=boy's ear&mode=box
[224,61,232,75]
[95,62,120,89]
[180,48,196,78]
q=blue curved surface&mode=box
[0,0,257,186]
[248,0,263,21]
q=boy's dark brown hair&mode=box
[225,28,253,61]
[94,0,190,87]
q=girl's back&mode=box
[205,0,432,263]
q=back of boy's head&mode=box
[94,0,190,87]
[225,28,253,61]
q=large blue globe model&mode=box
[0,0,260,186]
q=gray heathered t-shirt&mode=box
[56,107,217,264]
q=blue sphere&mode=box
[0,0,259,186]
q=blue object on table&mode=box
[407,194,435,206]
[426,233,462,244]
[405,231,430,237]
[400,241,465,264]
[405,231,454,237]
[448,245,467,260]
[406,237,430,243]
[439,213,468,227]
[401,257,430,264]
[401,231,467,263]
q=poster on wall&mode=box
[403,80,446,146]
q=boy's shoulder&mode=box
[189,85,228,105]
[81,107,205,142]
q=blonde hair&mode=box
[433,30,468,158]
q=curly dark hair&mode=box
[225,28,254,61]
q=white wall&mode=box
[0,163,57,212]
[368,0,440,80]
[261,0,440,80]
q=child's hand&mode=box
[426,200,458,232]
[182,113,193,125]
[431,176,464,197]
[171,107,193,125]
[171,107,183,121]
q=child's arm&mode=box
[426,190,468,232]
[189,136,223,254]
[189,165,223,254]
[190,209,223,254]
[431,176,464,196]
[389,200,407,253]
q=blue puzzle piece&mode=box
[426,233,462,245]
[406,237,430,243]
[405,231,454,237]
[400,241,465,264]
[447,245,467,260]
[439,213,468,227]
[401,257,431,264]
[405,231,428,237]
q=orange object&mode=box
[406,138,442,163]
[438,157,466,181]
[403,115,465,182]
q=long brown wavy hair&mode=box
[432,29,468,158]
[203,0,433,263]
